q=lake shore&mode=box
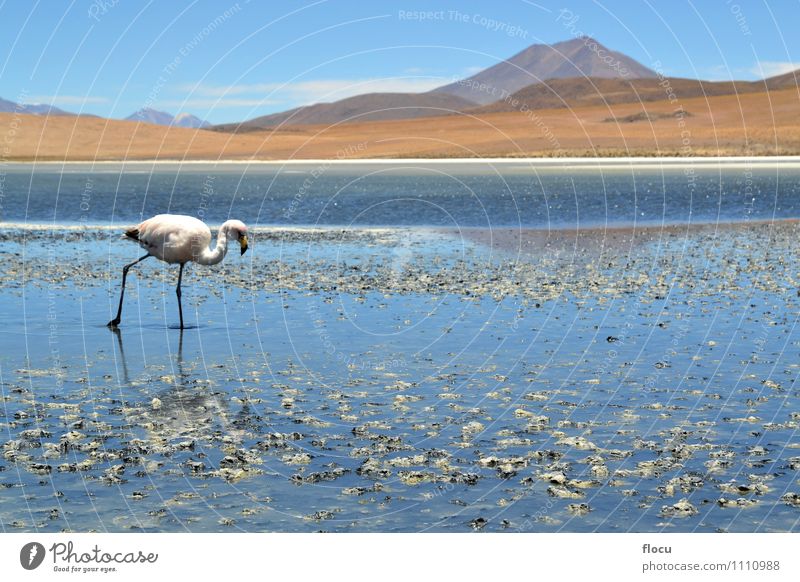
[4,155,800,169]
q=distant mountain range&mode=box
[3,36,798,135]
[0,96,79,117]
[210,36,798,132]
[0,98,208,128]
[124,108,210,128]
[211,36,662,133]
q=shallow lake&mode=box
[1,162,799,532]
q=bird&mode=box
[107,214,249,329]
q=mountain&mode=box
[125,108,209,128]
[468,67,800,116]
[211,92,476,132]
[433,36,657,105]
[198,38,799,134]
[0,96,76,116]
[125,108,174,125]
[212,36,657,132]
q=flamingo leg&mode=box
[176,263,185,329]
[107,254,151,328]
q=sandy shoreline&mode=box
[3,217,797,234]
[3,155,800,170]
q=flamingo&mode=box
[107,214,249,329]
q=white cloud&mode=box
[159,98,278,108]
[177,77,448,107]
[177,83,279,97]
[462,66,485,76]
[700,65,736,81]
[24,95,109,106]
[750,61,800,78]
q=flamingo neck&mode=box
[196,226,229,266]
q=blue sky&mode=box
[1,0,798,123]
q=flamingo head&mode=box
[223,220,249,256]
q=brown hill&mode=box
[212,92,476,132]
[764,69,800,90]
[470,76,777,114]
[433,37,657,105]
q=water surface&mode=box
[1,163,799,532]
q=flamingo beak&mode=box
[239,234,249,256]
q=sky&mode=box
[0,0,798,124]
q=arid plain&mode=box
[2,87,798,161]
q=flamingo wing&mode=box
[128,214,212,264]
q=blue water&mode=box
[2,162,800,532]
[1,163,796,228]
